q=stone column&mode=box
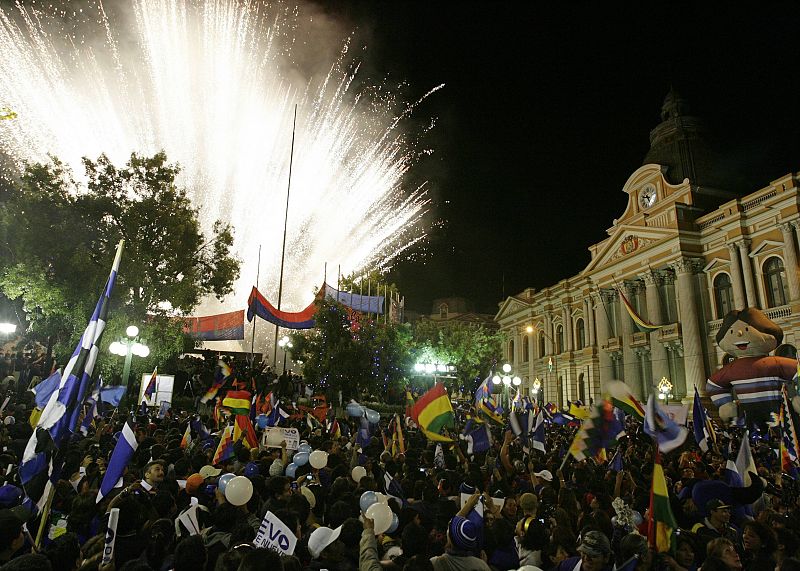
[584,298,596,346]
[544,313,553,355]
[726,243,747,309]
[779,223,800,302]
[563,304,574,352]
[641,271,670,391]
[618,284,642,399]
[671,258,705,393]
[737,239,758,307]
[593,291,613,391]
[793,221,800,258]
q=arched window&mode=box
[439,303,448,319]
[508,339,515,362]
[556,325,564,354]
[538,333,546,358]
[575,318,585,350]
[522,335,529,362]
[577,372,586,402]
[764,257,789,308]
[713,273,734,318]
[557,375,564,408]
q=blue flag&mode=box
[97,418,138,502]
[610,448,624,472]
[21,241,124,511]
[462,424,491,455]
[693,387,716,453]
[644,394,688,453]
[100,385,127,407]
[532,410,546,453]
[31,370,61,409]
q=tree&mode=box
[0,152,240,372]
[410,319,503,392]
[290,298,414,402]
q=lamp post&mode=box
[109,325,150,400]
[657,376,673,405]
[528,324,560,407]
[277,335,293,373]
[492,363,521,409]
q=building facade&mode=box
[495,92,800,407]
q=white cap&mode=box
[307,525,341,559]
[533,470,553,482]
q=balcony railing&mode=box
[656,323,681,342]
[710,305,791,334]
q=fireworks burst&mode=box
[0,0,439,321]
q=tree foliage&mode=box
[290,298,414,402]
[0,152,241,366]
[410,319,503,392]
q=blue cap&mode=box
[244,462,260,478]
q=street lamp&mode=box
[657,376,673,404]
[109,325,150,400]
[0,323,16,335]
[277,335,293,373]
[492,363,521,407]
[413,361,457,386]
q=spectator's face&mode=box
[675,541,694,567]
[711,507,731,525]
[579,551,607,571]
[502,498,518,518]
[742,527,761,551]
[146,463,165,484]
[718,543,741,569]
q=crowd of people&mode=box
[1,374,800,571]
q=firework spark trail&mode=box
[0,0,437,323]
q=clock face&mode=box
[639,185,657,209]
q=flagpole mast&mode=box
[250,244,261,367]
[273,104,298,368]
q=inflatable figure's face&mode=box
[718,318,778,357]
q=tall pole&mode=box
[273,105,298,368]
[250,244,261,366]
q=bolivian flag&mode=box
[618,287,662,332]
[233,414,258,449]
[605,380,645,421]
[410,383,454,442]
[180,422,191,449]
[222,390,251,416]
[648,450,677,553]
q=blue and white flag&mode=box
[735,430,757,487]
[693,387,716,453]
[509,410,534,439]
[31,370,61,409]
[21,241,124,511]
[610,448,624,472]
[383,471,405,505]
[97,418,138,503]
[266,399,290,427]
[644,394,688,454]
[531,410,546,453]
[79,378,102,436]
[461,423,491,455]
[190,416,211,440]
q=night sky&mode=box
[323,3,800,316]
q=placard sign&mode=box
[662,404,689,426]
[253,510,297,555]
[262,427,300,450]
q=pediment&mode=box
[495,297,530,321]
[748,240,783,257]
[703,257,730,272]
[583,224,676,273]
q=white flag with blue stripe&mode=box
[97,418,138,502]
[21,241,124,510]
[644,393,688,454]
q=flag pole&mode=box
[250,244,261,367]
[35,485,56,549]
[273,104,298,368]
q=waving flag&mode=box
[30,371,61,409]
[410,383,455,442]
[190,416,210,440]
[605,380,645,421]
[611,448,624,472]
[233,415,258,449]
[213,425,234,465]
[567,399,623,462]
[201,360,231,404]
[22,241,124,511]
[100,385,126,406]
[644,394,688,454]
[222,390,251,415]
[532,410,546,453]
[461,423,491,455]
[143,368,157,401]
[780,385,800,472]
[97,417,138,503]
[180,423,192,449]
[648,450,677,553]
[693,387,716,453]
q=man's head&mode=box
[143,460,166,486]
[576,530,611,571]
[706,499,731,526]
[0,509,25,557]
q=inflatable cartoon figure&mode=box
[706,307,798,421]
